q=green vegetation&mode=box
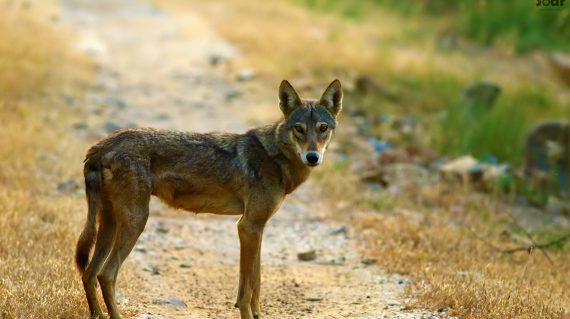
[301,0,570,53]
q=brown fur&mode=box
[75,80,343,319]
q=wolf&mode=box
[75,79,343,319]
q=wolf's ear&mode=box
[279,80,301,117]
[320,79,343,117]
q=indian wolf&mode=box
[75,79,343,319]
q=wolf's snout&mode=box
[305,152,320,165]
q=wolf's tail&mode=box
[75,159,102,275]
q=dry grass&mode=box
[153,1,570,318]
[354,186,570,318]
[0,1,92,317]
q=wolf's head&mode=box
[279,79,343,167]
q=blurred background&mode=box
[0,0,569,318]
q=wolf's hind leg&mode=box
[82,207,116,318]
[98,172,151,319]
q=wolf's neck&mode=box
[253,121,311,194]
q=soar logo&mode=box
[536,0,566,6]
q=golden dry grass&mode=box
[354,186,570,318]
[0,1,92,317]
[153,0,570,318]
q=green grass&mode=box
[457,0,570,53]
[300,0,570,53]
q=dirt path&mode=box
[61,0,427,318]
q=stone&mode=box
[462,82,501,114]
[368,137,392,153]
[57,178,80,193]
[439,155,479,183]
[330,226,348,236]
[152,297,187,308]
[305,296,323,302]
[156,224,169,234]
[236,69,255,81]
[209,53,226,66]
[355,75,380,94]
[104,96,128,109]
[364,163,432,189]
[143,265,160,275]
[361,258,378,265]
[297,250,317,262]
[73,122,88,130]
[525,121,570,195]
[135,245,147,253]
[104,121,122,133]
[549,52,570,85]
[354,75,399,100]
[225,90,241,101]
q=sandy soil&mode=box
[60,0,430,318]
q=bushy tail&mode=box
[75,162,102,274]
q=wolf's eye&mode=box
[319,124,329,133]
[294,124,305,134]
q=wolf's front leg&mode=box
[236,217,265,319]
[250,239,262,319]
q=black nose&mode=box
[306,152,319,164]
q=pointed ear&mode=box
[279,80,301,117]
[320,79,343,117]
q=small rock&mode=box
[524,120,570,196]
[354,75,399,100]
[156,224,169,234]
[368,137,392,153]
[546,197,570,216]
[152,297,187,308]
[297,250,317,262]
[135,245,147,253]
[104,96,128,109]
[361,258,377,265]
[57,179,80,193]
[236,69,255,81]
[179,263,191,269]
[143,265,160,275]
[330,226,348,236]
[439,155,479,184]
[437,307,448,313]
[549,52,570,85]
[209,53,226,66]
[364,163,432,189]
[316,256,346,266]
[155,113,170,120]
[355,75,380,94]
[305,296,323,302]
[104,121,122,133]
[225,90,242,101]
[61,94,76,106]
[73,122,88,130]
[396,278,410,285]
[462,82,501,113]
